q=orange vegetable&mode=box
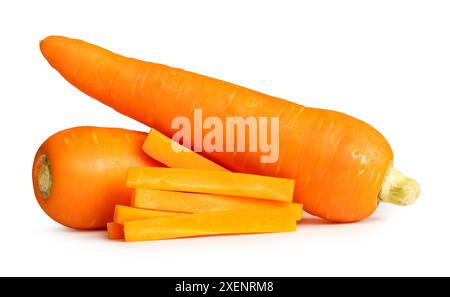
[40,36,419,222]
[113,205,181,224]
[124,208,300,242]
[132,188,302,220]
[107,222,124,240]
[32,126,163,229]
[127,167,295,202]
[144,129,227,171]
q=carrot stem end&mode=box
[37,154,52,198]
[378,167,419,206]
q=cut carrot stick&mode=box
[113,205,182,224]
[126,168,295,202]
[144,129,228,171]
[107,222,124,240]
[131,188,302,220]
[124,208,299,242]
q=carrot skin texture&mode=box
[40,36,394,222]
[127,167,295,202]
[124,208,299,242]
[107,222,124,240]
[132,188,302,220]
[32,126,164,229]
[113,205,181,224]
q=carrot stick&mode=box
[113,205,182,224]
[144,129,228,171]
[107,222,124,240]
[126,167,295,202]
[131,188,302,220]
[124,208,299,242]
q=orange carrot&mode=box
[127,167,295,202]
[107,222,124,240]
[131,188,302,220]
[32,126,164,229]
[40,36,419,222]
[124,208,299,242]
[113,205,181,224]
[144,129,228,171]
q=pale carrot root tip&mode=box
[378,167,420,206]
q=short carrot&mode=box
[144,129,228,171]
[40,36,420,222]
[113,205,181,224]
[107,222,124,240]
[131,188,302,220]
[126,167,295,202]
[32,126,164,229]
[124,208,299,242]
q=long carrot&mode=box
[126,167,295,202]
[113,205,181,224]
[144,129,227,171]
[32,126,164,229]
[131,188,302,220]
[40,36,420,222]
[107,222,124,240]
[124,208,299,242]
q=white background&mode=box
[1,0,449,276]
